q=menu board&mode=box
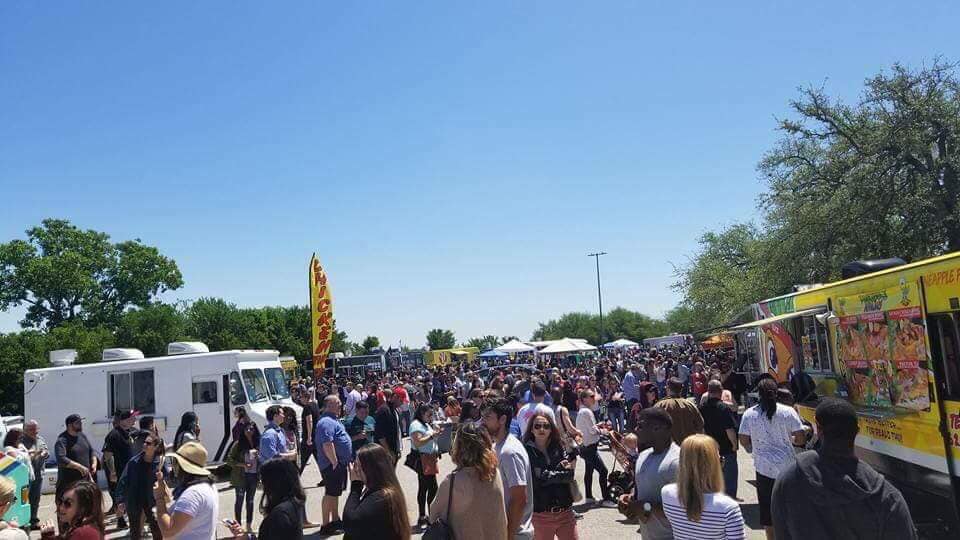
[836,280,931,411]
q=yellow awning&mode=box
[732,307,825,330]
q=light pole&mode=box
[588,251,607,343]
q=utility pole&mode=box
[587,251,607,343]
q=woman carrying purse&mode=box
[410,404,446,529]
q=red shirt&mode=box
[393,385,409,404]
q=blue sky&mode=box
[1,1,956,347]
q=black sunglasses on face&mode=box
[532,423,551,430]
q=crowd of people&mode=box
[0,343,920,539]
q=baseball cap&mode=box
[65,414,84,426]
[114,409,140,420]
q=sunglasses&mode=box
[57,497,73,509]
[532,423,551,431]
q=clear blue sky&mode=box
[1,1,956,347]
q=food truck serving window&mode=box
[928,313,960,400]
[801,315,832,372]
[110,369,156,414]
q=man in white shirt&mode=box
[343,382,362,418]
[515,383,556,438]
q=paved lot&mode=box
[30,440,767,539]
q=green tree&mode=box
[671,223,776,330]
[532,308,667,345]
[46,322,116,364]
[0,330,50,414]
[361,336,381,354]
[0,219,183,329]
[662,304,708,335]
[464,335,501,350]
[760,59,960,279]
[116,303,188,357]
[426,328,456,350]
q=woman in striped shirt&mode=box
[661,434,745,540]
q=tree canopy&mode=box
[426,328,456,350]
[673,59,960,330]
[0,219,184,329]
[532,307,669,345]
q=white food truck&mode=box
[24,343,300,466]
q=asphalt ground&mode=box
[28,440,767,539]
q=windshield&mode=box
[241,369,269,403]
[264,367,291,400]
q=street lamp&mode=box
[587,251,607,343]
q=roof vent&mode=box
[102,348,145,362]
[167,342,210,355]
[841,258,906,279]
[49,349,77,367]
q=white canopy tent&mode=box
[602,338,639,349]
[495,339,536,353]
[538,338,598,354]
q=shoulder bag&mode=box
[404,448,421,472]
[423,471,456,540]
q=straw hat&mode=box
[169,442,209,476]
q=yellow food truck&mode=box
[423,347,479,367]
[733,252,960,538]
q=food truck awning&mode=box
[731,307,825,330]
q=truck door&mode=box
[191,375,230,463]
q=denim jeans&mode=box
[607,407,625,433]
[721,452,738,498]
[28,475,42,525]
[234,472,258,524]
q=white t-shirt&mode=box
[516,402,556,439]
[738,403,803,479]
[169,482,219,540]
[661,484,745,540]
[344,389,362,417]
[575,407,602,446]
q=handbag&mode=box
[423,471,456,540]
[421,453,440,476]
[404,449,421,472]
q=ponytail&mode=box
[757,378,778,421]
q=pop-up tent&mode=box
[478,349,509,359]
[495,339,536,353]
[539,338,598,354]
[602,338,639,349]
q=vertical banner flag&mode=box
[310,254,334,379]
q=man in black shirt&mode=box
[720,360,747,405]
[699,380,739,498]
[772,398,917,539]
[374,389,402,466]
[103,409,137,528]
[54,414,98,502]
[300,390,323,474]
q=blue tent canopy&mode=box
[478,349,509,358]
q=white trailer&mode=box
[24,345,300,465]
[642,334,693,349]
